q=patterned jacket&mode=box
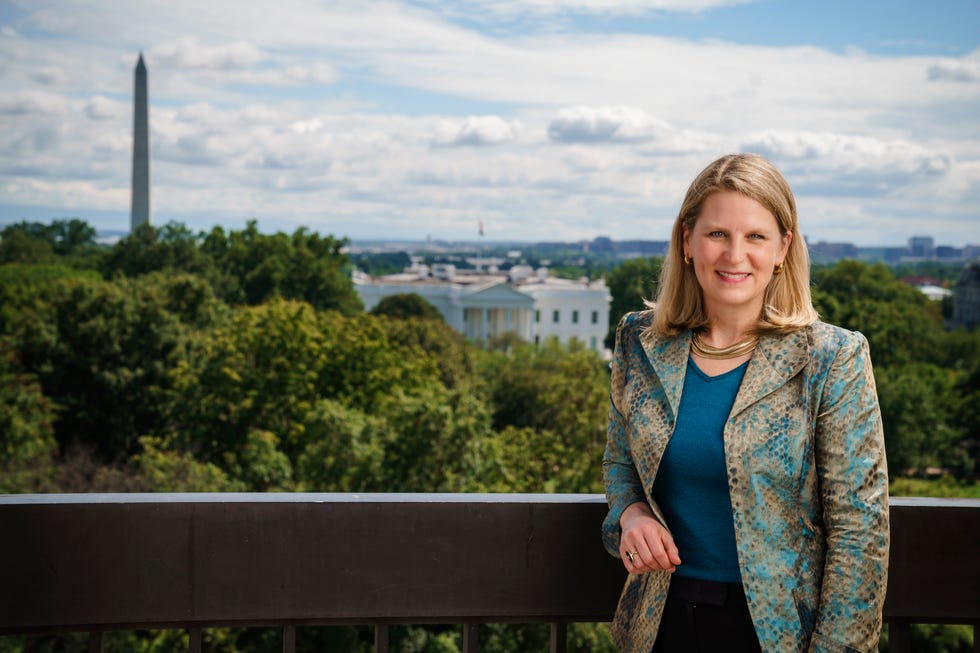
[602,310,889,653]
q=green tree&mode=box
[950,364,979,480]
[164,299,334,473]
[223,429,293,492]
[0,263,101,334]
[375,384,493,492]
[7,274,209,459]
[102,221,214,279]
[0,219,99,265]
[875,363,969,477]
[475,339,609,493]
[0,346,58,492]
[0,228,54,264]
[811,260,979,482]
[47,218,98,256]
[604,257,661,348]
[812,260,944,367]
[132,436,244,492]
[370,293,444,321]
[880,623,975,653]
[201,221,363,314]
[296,399,390,491]
[350,250,411,276]
[162,301,475,490]
[887,261,963,286]
[385,317,477,390]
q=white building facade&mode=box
[354,263,611,355]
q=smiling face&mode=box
[683,190,792,323]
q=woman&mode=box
[602,154,889,653]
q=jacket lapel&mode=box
[640,328,691,420]
[730,329,809,418]
[638,327,810,420]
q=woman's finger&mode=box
[648,531,677,572]
[663,531,682,567]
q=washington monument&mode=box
[130,53,149,230]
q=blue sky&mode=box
[1,0,979,246]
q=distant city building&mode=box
[347,233,978,269]
[917,285,952,301]
[354,261,611,354]
[808,241,859,264]
[131,53,150,230]
[950,260,980,330]
[903,275,952,301]
[615,240,670,257]
[908,236,936,259]
[511,266,612,353]
[880,247,913,263]
[588,236,615,253]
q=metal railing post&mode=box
[188,628,202,653]
[462,622,480,653]
[375,624,390,653]
[889,620,911,653]
[549,621,567,653]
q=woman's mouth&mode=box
[717,271,750,281]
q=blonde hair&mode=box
[649,153,818,336]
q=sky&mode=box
[1,0,979,247]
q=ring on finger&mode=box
[626,550,635,563]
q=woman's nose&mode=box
[725,240,745,262]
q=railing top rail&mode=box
[888,495,980,508]
[0,492,610,505]
[1,492,976,508]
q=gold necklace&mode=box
[691,331,759,360]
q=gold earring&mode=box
[774,262,785,275]
[684,255,692,265]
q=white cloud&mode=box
[31,65,68,85]
[432,115,523,146]
[413,0,759,19]
[19,8,86,35]
[140,37,339,89]
[928,51,980,83]
[85,95,123,121]
[744,131,948,166]
[282,62,337,85]
[742,130,951,188]
[548,106,671,143]
[0,90,66,116]
[547,106,717,159]
[147,37,265,71]
[2,177,129,212]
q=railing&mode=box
[1,494,977,653]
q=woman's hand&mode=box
[619,501,681,574]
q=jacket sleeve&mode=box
[809,331,889,653]
[601,314,649,558]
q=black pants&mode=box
[652,575,762,653]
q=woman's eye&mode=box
[748,233,765,240]
[708,231,725,238]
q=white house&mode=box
[354,262,611,355]
[509,266,611,353]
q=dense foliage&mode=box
[811,260,978,480]
[0,220,976,653]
